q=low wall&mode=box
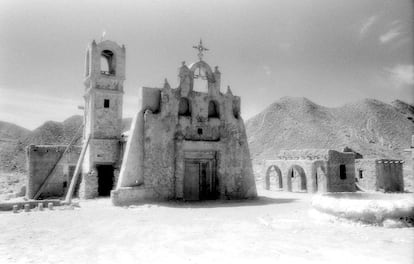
[26,145,81,199]
[263,149,356,193]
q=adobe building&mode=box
[342,147,405,192]
[26,39,257,203]
[26,145,82,199]
[111,40,257,205]
[263,149,356,193]
[355,159,404,192]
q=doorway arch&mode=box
[264,165,283,190]
[286,165,307,192]
[313,162,327,193]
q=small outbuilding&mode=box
[355,159,404,192]
[26,145,82,199]
[263,149,356,193]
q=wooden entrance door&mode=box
[183,160,200,201]
[183,157,216,201]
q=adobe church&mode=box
[26,39,257,204]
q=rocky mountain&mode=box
[391,99,414,122]
[23,115,84,146]
[0,121,30,141]
[0,121,31,172]
[246,97,414,169]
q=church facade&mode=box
[111,40,257,204]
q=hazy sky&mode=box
[0,0,413,129]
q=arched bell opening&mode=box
[100,50,115,75]
[178,97,191,117]
[208,101,220,119]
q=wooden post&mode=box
[64,134,91,205]
[33,125,83,200]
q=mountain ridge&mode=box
[246,97,414,170]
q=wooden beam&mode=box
[63,134,91,205]
[33,125,83,200]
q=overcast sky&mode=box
[0,0,413,130]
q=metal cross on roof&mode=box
[193,39,209,61]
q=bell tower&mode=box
[80,39,125,198]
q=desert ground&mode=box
[0,186,413,264]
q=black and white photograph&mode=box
[0,0,413,263]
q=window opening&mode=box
[340,164,347,180]
[208,101,219,118]
[178,98,191,116]
[104,99,110,108]
[233,102,239,119]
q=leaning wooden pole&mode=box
[63,134,91,205]
[33,125,83,200]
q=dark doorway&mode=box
[340,164,347,180]
[96,165,114,196]
[184,158,217,201]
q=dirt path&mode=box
[0,189,413,264]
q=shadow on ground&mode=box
[132,196,297,209]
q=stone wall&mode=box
[26,145,81,199]
[277,149,330,160]
[263,159,325,193]
[376,159,404,192]
[93,91,123,139]
[263,149,356,193]
[355,159,377,191]
[326,150,355,192]
[80,139,121,199]
[355,159,404,192]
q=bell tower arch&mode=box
[80,39,126,198]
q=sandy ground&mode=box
[0,188,413,264]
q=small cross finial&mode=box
[193,39,209,61]
[101,30,106,42]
